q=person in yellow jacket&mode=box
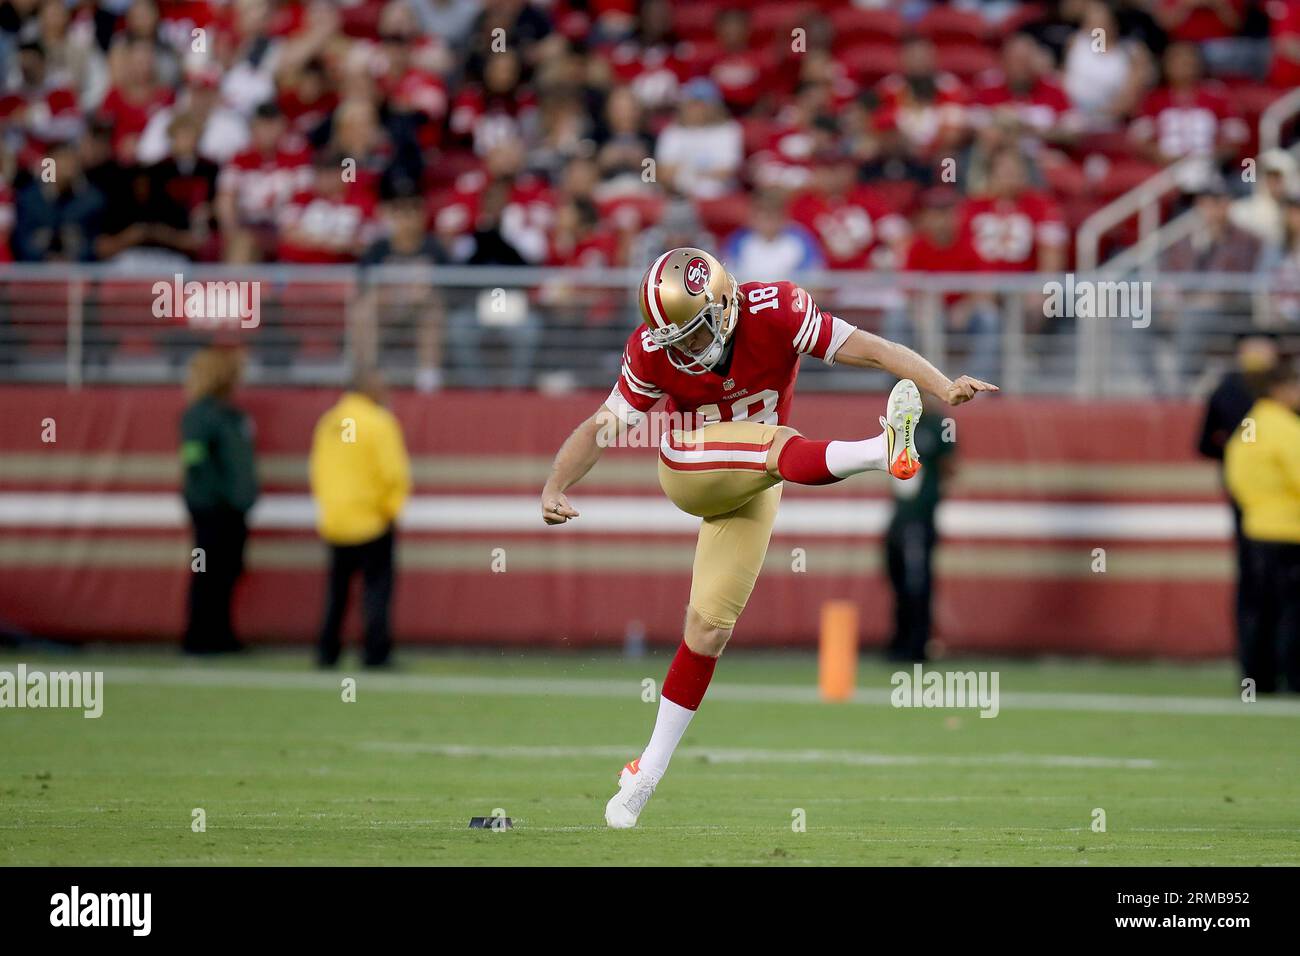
[310,368,411,667]
[1224,360,1300,693]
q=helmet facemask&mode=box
[648,276,738,375]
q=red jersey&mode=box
[218,140,313,225]
[606,281,855,426]
[98,86,175,154]
[874,72,968,153]
[1270,0,1300,88]
[789,186,908,270]
[903,233,980,304]
[971,75,1078,135]
[708,48,774,112]
[1158,0,1245,41]
[602,41,703,109]
[958,192,1067,270]
[277,185,379,264]
[1130,84,1248,159]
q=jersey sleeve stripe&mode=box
[795,300,821,354]
[621,358,663,398]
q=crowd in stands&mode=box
[0,0,1297,275]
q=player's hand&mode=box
[541,490,579,525]
[945,375,998,405]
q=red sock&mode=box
[776,436,841,486]
[661,640,718,711]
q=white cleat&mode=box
[882,378,922,480]
[604,759,659,829]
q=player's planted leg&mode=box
[605,608,727,829]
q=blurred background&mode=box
[1,0,1298,660]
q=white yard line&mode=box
[359,741,1161,770]
[4,663,1297,717]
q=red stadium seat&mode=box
[914,7,990,44]
[1042,158,1087,198]
[695,194,752,243]
[741,116,780,155]
[749,3,814,46]
[869,179,921,215]
[1092,158,1165,200]
[840,42,902,85]
[1232,82,1285,124]
[993,4,1047,38]
[936,42,998,80]
[599,193,666,233]
[671,5,718,37]
[1070,130,1144,164]
[829,7,905,45]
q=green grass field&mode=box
[3,649,1299,866]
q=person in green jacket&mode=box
[179,348,258,654]
[884,397,957,662]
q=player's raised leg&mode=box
[772,378,923,484]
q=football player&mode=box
[539,247,996,828]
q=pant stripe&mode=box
[660,433,773,472]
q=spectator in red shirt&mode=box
[1130,42,1248,178]
[1268,0,1300,88]
[972,32,1082,146]
[1156,0,1259,77]
[789,150,909,271]
[278,151,380,264]
[549,196,619,267]
[886,186,999,383]
[3,42,83,171]
[958,147,1067,335]
[875,37,968,159]
[708,8,772,116]
[98,36,174,161]
[959,148,1068,275]
[216,101,313,262]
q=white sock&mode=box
[825,433,887,478]
[638,697,696,778]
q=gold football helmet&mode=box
[637,247,739,374]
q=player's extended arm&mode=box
[832,328,998,405]
[541,407,616,525]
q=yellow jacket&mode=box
[1225,398,1300,544]
[309,393,411,545]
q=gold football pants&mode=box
[657,421,789,630]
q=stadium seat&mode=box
[829,7,906,46]
[749,4,813,46]
[741,116,780,155]
[695,194,752,243]
[914,7,990,44]
[599,193,666,233]
[870,179,921,215]
[841,42,903,85]
[992,4,1048,38]
[936,42,998,80]
[1092,158,1166,201]
[1070,130,1144,164]
[671,5,718,36]
[1042,158,1087,198]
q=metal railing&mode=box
[0,264,1296,397]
